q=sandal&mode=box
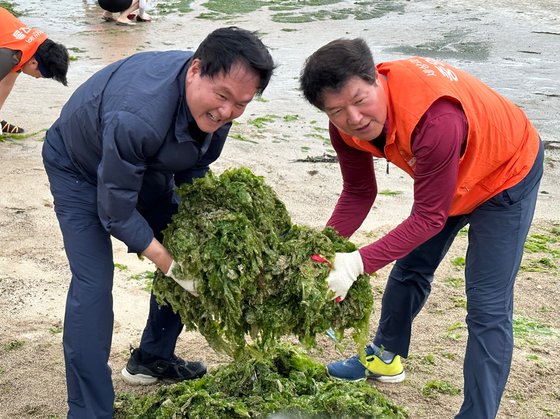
[136,14,152,22]
[102,13,116,22]
[1,120,25,134]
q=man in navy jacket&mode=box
[42,27,275,419]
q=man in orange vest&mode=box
[0,7,68,134]
[300,38,543,418]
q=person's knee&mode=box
[389,263,433,297]
[466,285,513,318]
[465,292,513,345]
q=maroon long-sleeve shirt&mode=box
[326,98,468,274]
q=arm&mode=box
[96,111,161,254]
[142,237,197,294]
[0,71,19,110]
[359,98,467,273]
[326,122,377,237]
[142,237,172,272]
[328,99,467,300]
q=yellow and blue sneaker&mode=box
[327,344,405,383]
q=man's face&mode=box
[21,59,42,78]
[186,59,260,133]
[322,76,387,141]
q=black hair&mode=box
[299,38,376,110]
[35,39,69,86]
[193,26,276,95]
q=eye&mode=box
[329,109,341,116]
[217,93,227,101]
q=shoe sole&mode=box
[327,370,406,383]
[327,374,367,382]
[369,370,406,383]
[121,367,158,385]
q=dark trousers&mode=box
[373,142,544,419]
[42,132,183,418]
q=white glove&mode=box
[165,260,198,296]
[327,251,364,302]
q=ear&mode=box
[186,58,201,85]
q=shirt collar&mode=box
[382,117,390,134]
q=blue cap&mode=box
[34,53,52,78]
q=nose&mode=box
[219,101,235,120]
[346,106,362,126]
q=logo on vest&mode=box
[12,27,31,40]
[409,57,459,82]
[12,27,43,44]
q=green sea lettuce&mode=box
[153,167,373,357]
[115,344,408,418]
[115,168,409,418]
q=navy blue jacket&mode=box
[48,51,231,253]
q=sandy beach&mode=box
[0,0,559,417]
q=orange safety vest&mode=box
[0,7,48,72]
[338,57,540,215]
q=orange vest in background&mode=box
[0,7,48,72]
[338,57,540,215]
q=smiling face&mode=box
[322,76,387,141]
[185,59,260,133]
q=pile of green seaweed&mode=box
[154,167,373,357]
[115,343,407,418]
[115,168,407,418]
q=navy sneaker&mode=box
[327,345,405,383]
[121,347,207,385]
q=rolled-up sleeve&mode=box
[97,111,160,253]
